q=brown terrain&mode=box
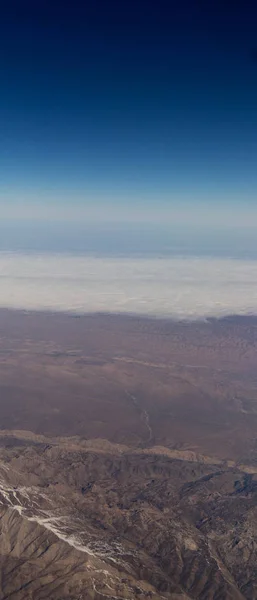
[0,309,257,598]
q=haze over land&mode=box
[1,252,257,319]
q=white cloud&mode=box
[0,253,257,318]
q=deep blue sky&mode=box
[0,0,257,253]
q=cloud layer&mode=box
[0,253,257,319]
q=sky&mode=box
[1,1,257,317]
[0,0,257,250]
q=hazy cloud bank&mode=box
[0,253,257,319]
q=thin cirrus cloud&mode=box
[0,253,257,319]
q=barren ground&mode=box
[0,310,256,598]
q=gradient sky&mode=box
[1,0,257,253]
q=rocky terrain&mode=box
[0,433,257,599]
[0,310,256,598]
